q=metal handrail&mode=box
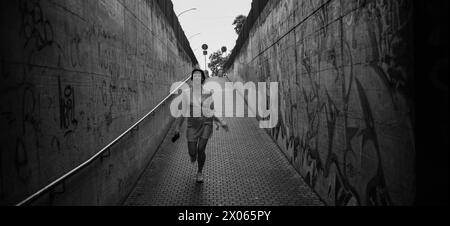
[16,73,193,206]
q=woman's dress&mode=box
[186,91,214,142]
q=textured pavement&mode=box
[123,116,324,206]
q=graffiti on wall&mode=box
[1,0,194,205]
[230,0,414,205]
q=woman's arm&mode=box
[173,85,189,136]
[213,116,229,132]
[174,117,185,134]
[204,89,229,132]
[172,117,185,142]
[172,88,188,142]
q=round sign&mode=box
[221,46,227,53]
[202,44,208,50]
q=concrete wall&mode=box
[0,0,195,205]
[226,0,414,206]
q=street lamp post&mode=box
[177,8,197,17]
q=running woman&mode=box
[172,69,229,183]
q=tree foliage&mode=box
[208,50,230,76]
[233,15,247,35]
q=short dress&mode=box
[186,92,214,142]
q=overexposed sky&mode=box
[172,0,252,72]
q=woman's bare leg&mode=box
[188,141,198,163]
[197,138,209,173]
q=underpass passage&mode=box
[0,0,421,207]
[124,116,324,206]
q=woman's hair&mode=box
[191,69,206,84]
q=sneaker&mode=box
[196,172,204,183]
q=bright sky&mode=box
[172,0,252,73]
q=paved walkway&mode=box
[124,116,324,206]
